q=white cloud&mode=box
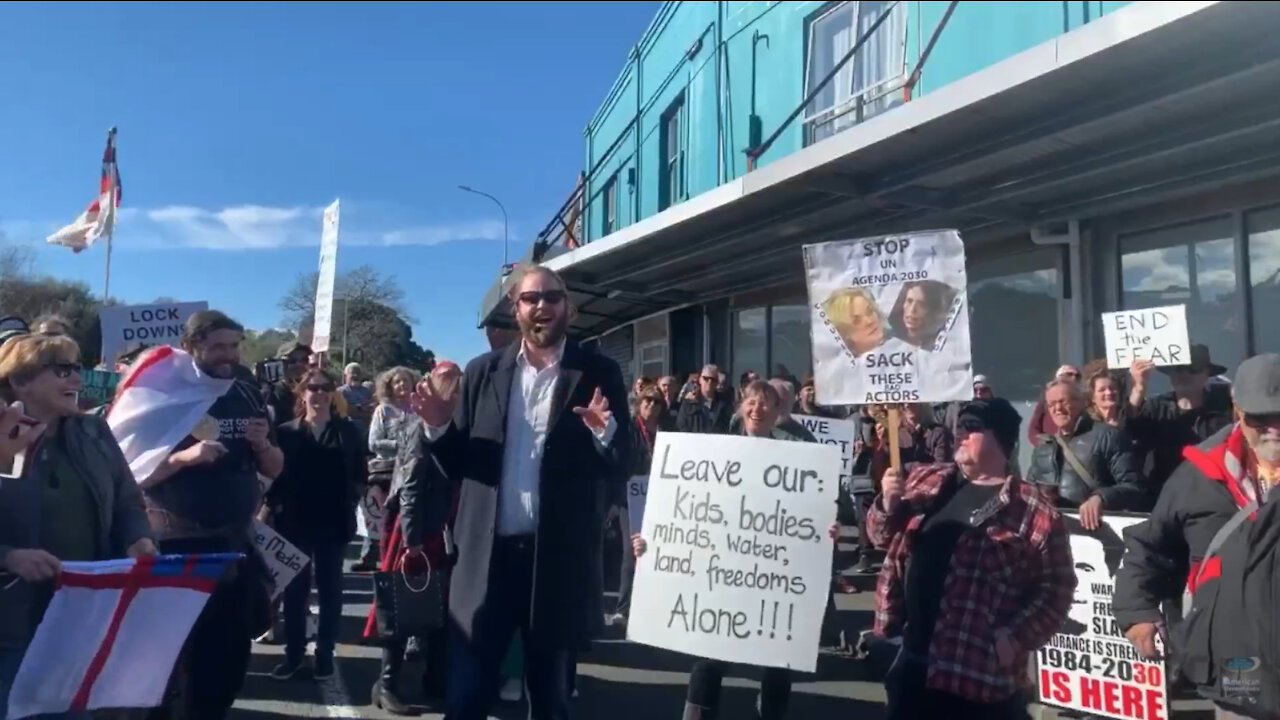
[2,202,506,251]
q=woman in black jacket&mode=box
[264,368,366,682]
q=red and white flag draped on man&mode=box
[107,345,232,483]
[46,128,121,253]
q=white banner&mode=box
[804,230,972,406]
[627,474,648,535]
[626,433,840,672]
[311,199,340,353]
[1101,304,1190,369]
[1036,513,1168,720]
[793,414,856,490]
[98,301,207,367]
[250,520,310,600]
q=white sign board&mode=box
[311,199,341,353]
[804,230,972,406]
[626,475,648,534]
[1036,513,1168,720]
[627,433,840,672]
[1101,305,1189,369]
[250,520,310,600]
[98,301,208,367]
[794,414,856,490]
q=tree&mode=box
[278,264,411,333]
[338,298,429,372]
[241,328,299,366]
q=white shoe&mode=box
[604,613,627,627]
[499,676,523,702]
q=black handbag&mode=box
[372,552,447,640]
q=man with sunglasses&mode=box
[1115,353,1280,669]
[411,264,631,720]
[267,340,313,424]
[1127,344,1234,494]
[675,363,734,435]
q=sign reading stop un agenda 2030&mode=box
[627,432,839,672]
[1037,513,1168,720]
[803,230,972,406]
[98,301,208,367]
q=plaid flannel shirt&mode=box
[866,463,1075,704]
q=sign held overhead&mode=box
[98,301,207,368]
[1101,305,1189,369]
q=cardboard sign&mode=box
[1036,513,1168,720]
[626,475,648,534]
[626,433,840,672]
[1101,305,1190,369]
[250,520,309,600]
[98,302,208,368]
[311,199,341,353]
[804,230,973,405]
[793,414,856,490]
[80,369,122,406]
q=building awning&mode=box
[479,0,1280,338]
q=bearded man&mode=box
[412,264,631,720]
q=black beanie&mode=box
[957,398,1022,459]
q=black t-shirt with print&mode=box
[145,378,273,532]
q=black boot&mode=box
[372,648,418,716]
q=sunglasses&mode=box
[517,290,567,306]
[700,376,718,383]
[47,362,81,379]
[307,384,336,393]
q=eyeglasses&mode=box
[699,376,718,383]
[46,362,81,379]
[517,290,567,306]
[306,384,335,393]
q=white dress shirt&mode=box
[428,340,617,537]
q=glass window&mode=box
[1248,205,1280,355]
[731,308,767,383]
[969,266,1060,473]
[602,175,617,236]
[804,0,907,144]
[659,97,683,210]
[1120,216,1241,387]
[769,305,811,383]
[638,342,667,380]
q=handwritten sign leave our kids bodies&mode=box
[627,432,839,672]
[1101,304,1190,369]
[804,230,973,406]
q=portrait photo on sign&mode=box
[804,230,973,407]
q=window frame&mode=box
[658,94,685,210]
[602,173,618,236]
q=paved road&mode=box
[230,539,1213,719]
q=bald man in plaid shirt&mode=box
[865,400,1075,720]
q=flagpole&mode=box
[102,126,118,300]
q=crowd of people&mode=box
[1,264,1279,720]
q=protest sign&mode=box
[1036,513,1168,720]
[1101,305,1190,369]
[98,301,207,368]
[311,199,341,353]
[627,475,648,533]
[804,230,972,406]
[80,369,121,406]
[794,414,857,490]
[626,432,840,672]
[250,520,309,600]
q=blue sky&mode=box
[0,1,658,364]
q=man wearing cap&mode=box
[866,399,1075,719]
[268,341,312,424]
[1127,344,1234,493]
[1115,353,1280,670]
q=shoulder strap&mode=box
[1193,499,1259,589]
[1053,434,1098,490]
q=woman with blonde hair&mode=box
[822,287,886,355]
[0,334,155,717]
[356,366,420,572]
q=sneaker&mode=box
[604,613,627,627]
[313,655,335,681]
[270,658,305,681]
[499,676,523,702]
[404,635,422,662]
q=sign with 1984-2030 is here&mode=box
[626,432,840,672]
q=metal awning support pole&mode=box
[902,0,959,101]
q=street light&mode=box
[458,185,510,269]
